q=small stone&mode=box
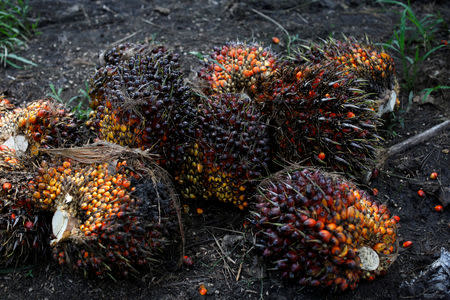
[154,6,170,15]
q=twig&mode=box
[236,262,243,281]
[250,8,289,38]
[142,19,162,28]
[211,233,236,265]
[80,5,92,26]
[111,31,141,47]
[378,120,450,167]
[205,226,245,235]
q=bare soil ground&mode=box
[0,1,449,299]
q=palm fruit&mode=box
[0,145,22,170]
[39,154,181,278]
[198,42,277,100]
[16,99,88,154]
[0,96,14,113]
[268,62,382,180]
[251,167,398,291]
[1,99,88,155]
[174,93,271,209]
[87,43,195,169]
[0,146,51,266]
[295,38,399,116]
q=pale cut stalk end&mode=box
[358,246,380,271]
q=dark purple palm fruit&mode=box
[251,167,399,291]
[87,43,196,171]
[174,93,271,209]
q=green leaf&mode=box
[5,52,36,66]
[422,85,450,102]
[423,44,445,61]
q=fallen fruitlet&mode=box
[199,284,207,295]
[402,241,413,248]
[372,188,379,196]
[251,167,398,291]
[183,255,193,266]
[434,205,443,212]
[417,189,425,197]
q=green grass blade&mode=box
[423,44,445,61]
[6,53,36,66]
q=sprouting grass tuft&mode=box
[377,0,448,98]
[47,82,93,120]
[0,0,38,68]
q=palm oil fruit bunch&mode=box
[44,156,180,278]
[251,167,398,291]
[174,93,271,209]
[295,38,399,115]
[268,62,382,180]
[198,42,277,101]
[0,147,52,267]
[0,99,87,155]
[87,43,195,169]
[16,99,88,154]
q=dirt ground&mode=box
[0,0,449,299]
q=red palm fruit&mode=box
[198,42,277,101]
[251,167,398,291]
[268,62,382,180]
[294,37,399,116]
[87,43,196,170]
[0,145,23,170]
[174,93,271,208]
